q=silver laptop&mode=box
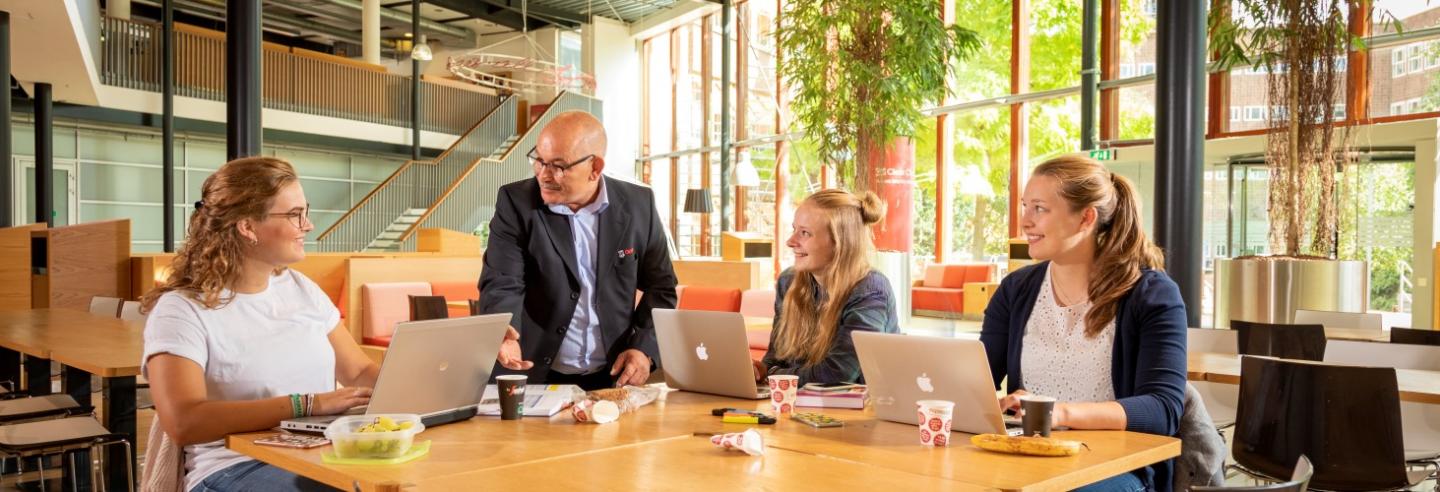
[654,309,770,399]
[853,331,1021,436]
[280,313,511,432]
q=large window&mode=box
[11,118,406,253]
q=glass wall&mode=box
[10,117,408,252]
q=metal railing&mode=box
[99,16,499,135]
[401,92,604,246]
[315,96,519,252]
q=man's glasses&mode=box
[528,147,596,177]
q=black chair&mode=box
[1232,320,1326,361]
[468,299,483,316]
[1390,327,1440,347]
[1196,455,1311,492]
[407,295,449,322]
[1231,356,1433,490]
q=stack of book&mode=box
[795,385,867,409]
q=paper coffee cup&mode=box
[497,375,528,420]
[768,375,799,414]
[1019,395,1056,437]
[916,400,955,447]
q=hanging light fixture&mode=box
[411,34,433,61]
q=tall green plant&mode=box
[778,0,980,192]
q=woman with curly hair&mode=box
[141,157,521,491]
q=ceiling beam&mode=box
[430,0,586,29]
[316,0,476,43]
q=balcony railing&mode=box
[99,16,498,135]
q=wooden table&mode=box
[230,390,1179,491]
[0,308,143,489]
[1187,352,1440,404]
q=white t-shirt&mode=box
[141,269,340,491]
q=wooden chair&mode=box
[1232,320,1326,361]
[1390,327,1440,347]
[1232,356,1432,490]
[407,295,450,322]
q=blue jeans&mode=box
[1073,471,1147,492]
[191,460,338,492]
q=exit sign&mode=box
[1089,149,1115,161]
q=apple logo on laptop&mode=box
[695,343,709,361]
[916,373,935,393]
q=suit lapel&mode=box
[596,177,628,283]
[539,206,580,283]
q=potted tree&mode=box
[1208,0,1394,325]
[777,0,980,253]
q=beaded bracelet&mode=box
[304,393,315,417]
[290,393,303,419]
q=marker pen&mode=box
[721,413,776,424]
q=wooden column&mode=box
[735,2,750,232]
[641,39,653,185]
[1346,0,1370,122]
[1008,0,1030,239]
[1206,0,1230,137]
[774,0,788,278]
[669,29,681,246]
[935,0,956,264]
[700,17,714,256]
[1099,0,1119,141]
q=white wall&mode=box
[584,17,640,183]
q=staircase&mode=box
[317,92,604,252]
[364,208,428,252]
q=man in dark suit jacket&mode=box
[479,111,678,390]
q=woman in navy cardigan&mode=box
[981,156,1187,492]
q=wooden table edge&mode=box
[1010,437,1181,492]
[227,433,408,492]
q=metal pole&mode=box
[411,0,421,161]
[226,0,262,159]
[0,11,10,228]
[1153,0,1206,327]
[34,83,52,227]
[719,0,732,231]
[1080,0,1098,151]
[163,0,175,251]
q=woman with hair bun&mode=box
[754,189,899,386]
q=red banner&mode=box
[864,137,915,253]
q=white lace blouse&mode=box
[1019,265,1117,403]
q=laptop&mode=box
[280,313,511,433]
[653,309,771,399]
[853,331,1022,436]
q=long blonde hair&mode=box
[141,157,298,312]
[1032,155,1164,337]
[772,189,886,367]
